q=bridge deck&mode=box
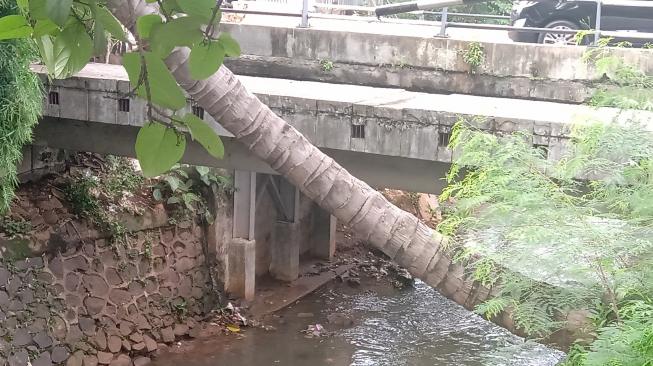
[33,63,653,193]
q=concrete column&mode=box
[225,238,255,301]
[18,145,67,183]
[233,170,256,240]
[227,170,257,300]
[269,183,301,282]
[311,207,337,261]
[269,222,300,281]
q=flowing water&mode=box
[152,277,565,366]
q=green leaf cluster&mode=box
[0,0,241,183]
[0,0,43,214]
[152,165,233,224]
[442,86,653,363]
[583,41,653,111]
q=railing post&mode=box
[594,0,602,45]
[438,7,448,37]
[300,0,310,27]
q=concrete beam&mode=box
[32,117,452,194]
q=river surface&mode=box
[152,277,565,366]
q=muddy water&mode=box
[153,278,565,366]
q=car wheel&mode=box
[537,20,580,46]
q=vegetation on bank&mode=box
[0,0,42,213]
[439,44,653,365]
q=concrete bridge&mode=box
[28,62,653,301]
[32,64,647,194]
[221,17,653,104]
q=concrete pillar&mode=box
[233,170,256,240]
[227,170,257,301]
[311,207,337,261]
[269,182,301,282]
[225,238,255,301]
[269,222,300,281]
[18,145,67,183]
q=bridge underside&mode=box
[34,117,451,194]
[32,116,450,300]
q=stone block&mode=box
[94,329,107,350]
[82,274,110,297]
[12,328,32,347]
[66,352,83,366]
[160,327,174,343]
[97,352,113,365]
[133,357,150,366]
[8,350,29,366]
[143,335,157,352]
[32,352,52,366]
[107,335,121,353]
[51,346,70,364]
[83,355,99,366]
[84,296,106,316]
[173,324,188,337]
[33,332,53,349]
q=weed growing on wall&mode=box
[320,59,334,72]
[582,38,653,111]
[153,165,233,224]
[459,42,485,72]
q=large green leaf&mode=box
[33,19,59,37]
[35,35,56,73]
[16,0,28,12]
[183,114,224,159]
[136,122,187,177]
[161,0,182,13]
[96,6,127,42]
[45,0,72,26]
[122,52,187,110]
[0,15,32,40]
[177,0,215,21]
[51,21,93,78]
[150,16,204,58]
[29,0,48,20]
[218,32,241,57]
[136,14,162,40]
[189,40,225,80]
[93,20,108,57]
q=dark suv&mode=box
[509,0,653,46]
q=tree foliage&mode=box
[440,51,653,364]
[0,0,237,185]
[0,0,42,213]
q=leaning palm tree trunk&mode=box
[108,0,488,311]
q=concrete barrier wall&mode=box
[223,23,653,103]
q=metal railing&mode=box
[226,0,653,45]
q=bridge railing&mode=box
[224,0,653,46]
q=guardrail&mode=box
[224,0,653,46]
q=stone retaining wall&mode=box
[0,185,216,366]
